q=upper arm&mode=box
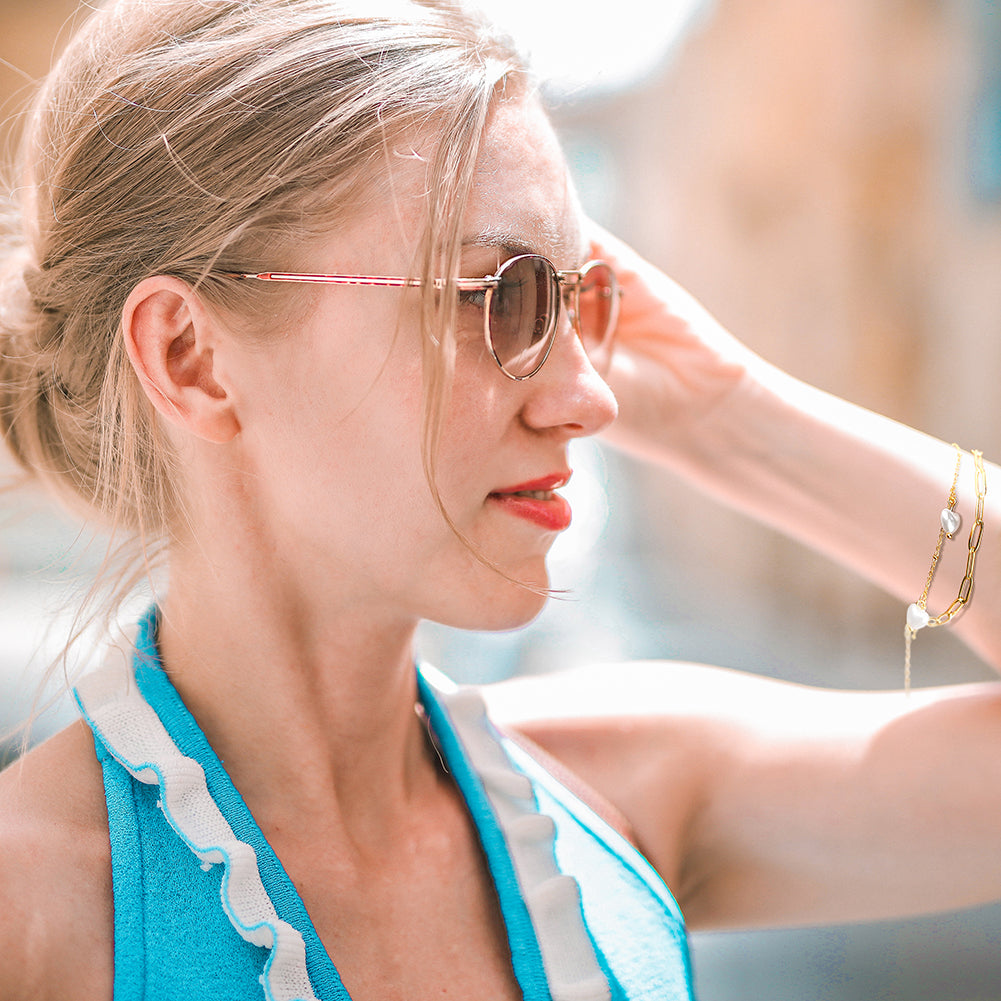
[0,722,114,1001]
[484,661,1001,932]
[683,678,1001,929]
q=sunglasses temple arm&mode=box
[229,273,503,290]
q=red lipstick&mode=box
[488,472,573,532]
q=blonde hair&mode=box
[0,0,529,726]
[0,1,525,591]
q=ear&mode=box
[122,277,240,444]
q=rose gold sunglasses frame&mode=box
[226,254,618,381]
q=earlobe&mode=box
[122,277,240,444]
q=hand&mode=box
[590,223,761,463]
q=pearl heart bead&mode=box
[941,508,962,536]
[907,603,930,632]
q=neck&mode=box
[156,552,436,846]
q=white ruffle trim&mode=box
[422,667,612,1001]
[75,645,319,1001]
[76,643,610,1001]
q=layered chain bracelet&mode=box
[904,444,987,691]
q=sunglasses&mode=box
[227,254,620,380]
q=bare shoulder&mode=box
[481,659,785,766]
[0,720,113,1001]
[482,658,915,745]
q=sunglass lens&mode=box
[490,256,557,378]
[576,262,618,373]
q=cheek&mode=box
[279,297,423,434]
[242,316,426,502]
[431,370,507,501]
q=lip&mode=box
[491,471,571,495]
[487,470,573,532]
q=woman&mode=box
[1,1,1000,999]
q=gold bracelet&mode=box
[904,445,987,691]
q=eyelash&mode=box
[458,289,487,311]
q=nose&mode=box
[519,315,618,438]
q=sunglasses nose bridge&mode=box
[556,273,581,334]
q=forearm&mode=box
[621,358,1001,667]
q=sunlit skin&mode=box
[166,92,614,632]
[146,91,618,999]
[0,92,617,1001]
[142,89,618,815]
[9,74,1001,1001]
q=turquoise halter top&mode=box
[75,608,695,1000]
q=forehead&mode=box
[463,95,583,265]
[308,95,580,274]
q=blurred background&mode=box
[4,0,1001,997]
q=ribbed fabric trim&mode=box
[504,740,686,925]
[127,613,350,1000]
[75,631,319,1001]
[76,613,613,1001]
[419,666,613,1001]
[504,739,694,999]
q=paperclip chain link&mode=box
[904,446,987,691]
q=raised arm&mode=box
[486,659,1001,931]
[594,227,1001,669]
[507,228,1001,932]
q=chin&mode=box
[490,556,552,625]
[437,560,552,633]
[480,590,550,633]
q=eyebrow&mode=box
[461,229,587,268]
[462,231,537,258]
